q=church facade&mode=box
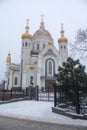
[5,17,68,91]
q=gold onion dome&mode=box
[22,33,32,39]
[6,52,11,63]
[33,15,53,41]
[9,66,15,71]
[29,64,35,70]
[33,29,52,39]
[58,24,68,43]
[22,19,32,39]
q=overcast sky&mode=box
[0,0,87,82]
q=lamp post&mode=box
[29,77,34,100]
[2,80,5,90]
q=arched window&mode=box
[48,61,52,75]
[14,77,17,85]
[45,58,55,77]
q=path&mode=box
[0,116,87,130]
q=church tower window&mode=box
[14,77,17,85]
[30,76,33,85]
[37,44,39,50]
[43,43,45,48]
[25,42,27,46]
[64,46,66,49]
[23,43,24,47]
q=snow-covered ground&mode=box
[0,100,87,126]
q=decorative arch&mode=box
[45,58,55,77]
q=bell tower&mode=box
[20,19,32,88]
[58,24,68,63]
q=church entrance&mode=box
[45,79,55,92]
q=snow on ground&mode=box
[0,100,87,126]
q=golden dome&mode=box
[22,19,32,39]
[33,29,52,40]
[58,23,68,43]
[22,33,32,39]
[6,52,11,63]
[9,66,15,71]
[48,41,52,45]
[29,64,35,70]
[32,15,53,42]
[58,36,68,43]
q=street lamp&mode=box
[2,80,5,90]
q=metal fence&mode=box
[38,90,54,101]
[0,86,54,102]
[26,86,54,102]
[0,89,26,101]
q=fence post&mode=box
[36,85,38,101]
[29,86,32,100]
[10,89,12,99]
[2,90,5,101]
[48,87,49,101]
[53,83,57,107]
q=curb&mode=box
[52,107,87,120]
[0,97,29,105]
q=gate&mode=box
[27,86,38,100]
[27,86,54,101]
[38,88,54,101]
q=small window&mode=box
[14,77,17,85]
[64,46,66,49]
[30,76,33,85]
[8,78,9,85]
[25,42,27,46]
[43,43,45,48]
[23,43,24,47]
[32,45,34,51]
[37,44,39,50]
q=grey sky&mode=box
[0,0,87,82]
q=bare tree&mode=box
[70,28,87,67]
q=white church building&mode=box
[5,17,68,91]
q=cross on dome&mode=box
[60,23,64,37]
[22,19,32,39]
[40,14,45,30]
[25,19,29,33]
[27,19,29,26]
[41,14,44,22]
[61,23,63,30]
